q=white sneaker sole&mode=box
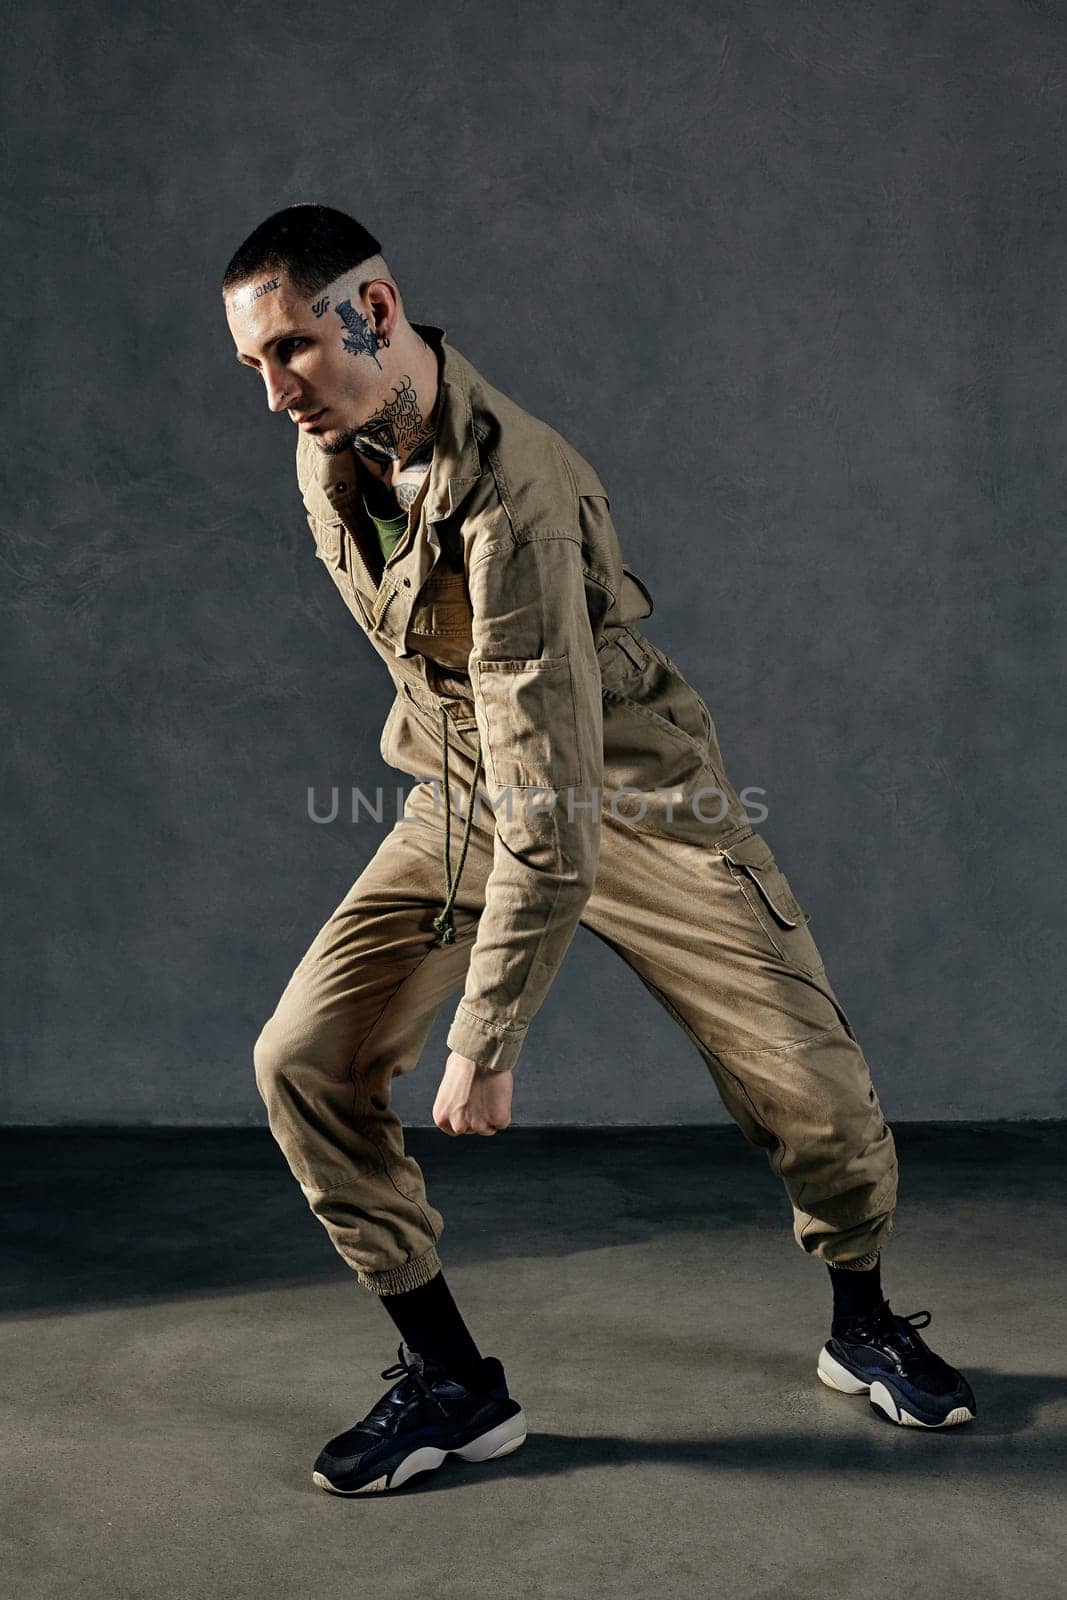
[817,1346,974,1428]
[312,1408,529,1496]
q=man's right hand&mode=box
[433,1052,513,1136]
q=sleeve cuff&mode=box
[446,1003,529,1075]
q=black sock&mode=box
[827,1256,886,1335]
[379,1270,487,1389]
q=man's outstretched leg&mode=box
[581,819,976,1429]
[253,780,527,1493]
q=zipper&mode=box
[373,586,398,628]
[335,527,380,630]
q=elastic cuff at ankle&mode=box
[352,1245,443,1296]
[826,1249,881,1272]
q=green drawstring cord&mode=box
[431,705,484,946]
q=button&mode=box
[403,577,411,587]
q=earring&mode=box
[378,331,391,349]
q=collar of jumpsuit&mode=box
[301,322,487,951]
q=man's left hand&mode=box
[433,1051,513,1136]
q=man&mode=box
[222,203,976,1496]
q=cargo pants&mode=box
[253,703,898,1295]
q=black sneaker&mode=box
[817,1301,976,1428]
[311,1341,528,1495]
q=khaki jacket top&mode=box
[295,323,752,1074]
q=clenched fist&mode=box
[433,1051,513,1136]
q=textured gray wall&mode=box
[4,1,1063,1125]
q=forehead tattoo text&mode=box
[229,276,280,313]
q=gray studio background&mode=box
[4,0,1062,1125]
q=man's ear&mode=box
[363,278,400,338]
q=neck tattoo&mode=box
[355,377,441,512]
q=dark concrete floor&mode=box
[1,1122,1064,1600]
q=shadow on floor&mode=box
[0,1121,1061,1318]
[337,1376,1067,1500]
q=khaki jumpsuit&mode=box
[253,323,898,1295]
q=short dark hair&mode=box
[221,203,383,300]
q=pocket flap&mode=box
[621,564,654,619]
[720,832,770,870]
[721,833,803,928]
[408,570,473,637]
[308,514,343,568]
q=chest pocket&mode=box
[308,513,342,567]
[307,513,376,630]
[406,567,475,671]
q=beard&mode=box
[313,424,361,456]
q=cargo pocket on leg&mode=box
[720,832,826,978]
